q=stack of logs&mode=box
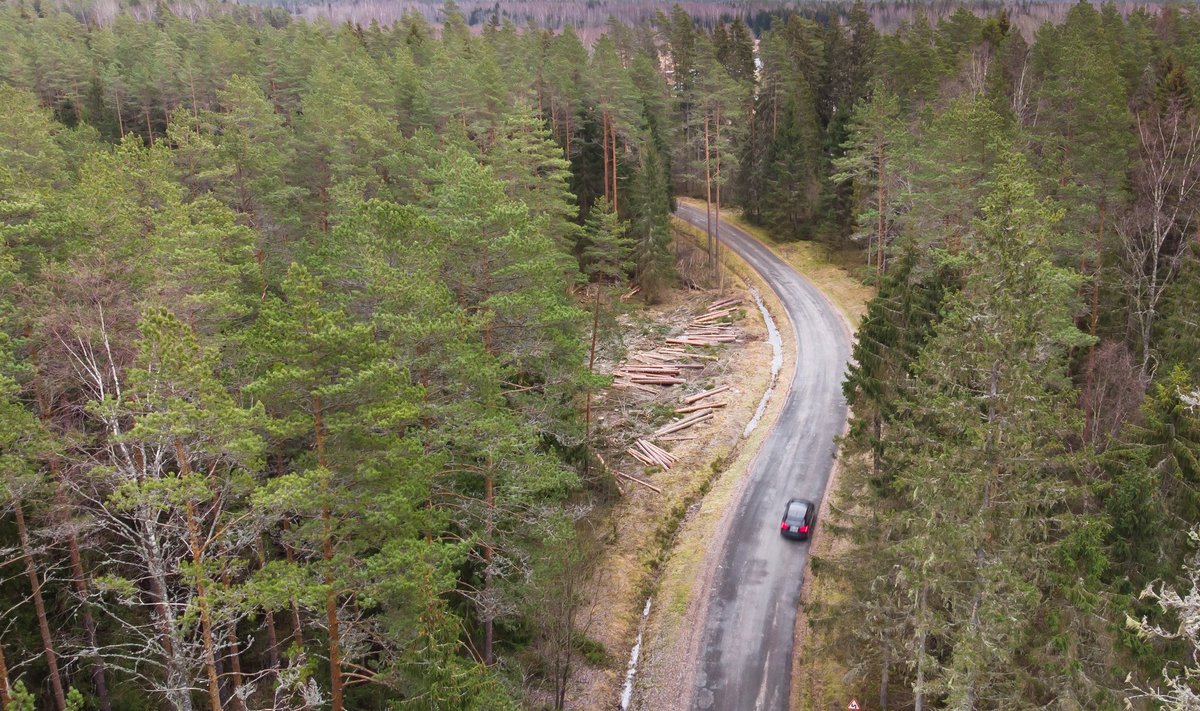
[651,386,729,442]
[626,439,679,470]
[665,296,742,347]
[609,296,746,484]
[611,348,707,393]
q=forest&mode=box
[1,0,1200,709]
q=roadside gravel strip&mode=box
[670,205,853,711]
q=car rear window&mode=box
[786,502,807,522]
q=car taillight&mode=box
[780,521,789,530]
[799,525,809,534]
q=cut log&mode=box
[613,381,658,394]
[655,434,698,442]
[626,447,656,466]
[640,440,677,464]
[700,300,739,312]
[683,385,730,404]
[653,411,714,436]
[675,401,726,414]
[615,470,661,493]
[635,440,673,469]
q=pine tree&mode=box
[831,81,906,273]
[628,143,674,302]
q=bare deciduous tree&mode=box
[1118,97,1200,379]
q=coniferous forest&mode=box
[1,0,1200,709]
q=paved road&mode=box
[674,204,853,711]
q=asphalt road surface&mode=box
[674,204,853,711]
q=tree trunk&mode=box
[115,91,125,138]
[877,135,886,273]
[611,117,619,214]
[33,354,112,711]
[585,285,601,475]
[178,443,225,711]
[256,536,282,673]
[483,470,495,666]
[14,502,68,711]
[221,570,246,711]
[565,111,572,164]
[1083,201,1105,444]
[772,84,778,141]
[914,586,927,711]
[68,527,111,711]
[714,104,723,291]
[313,395,344,711]
[703,113,714,261]
[879,643,890,711]
[602,111,611,204]
[144,104,155,144]
[0,641,10,708]
[281,520,305,649]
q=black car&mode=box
[780,498,816,540]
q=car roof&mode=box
[785,499,810,514]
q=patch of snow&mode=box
[744,287,783,437]
[620,598,653,710]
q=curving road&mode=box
[674,204,853,711]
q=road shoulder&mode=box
[632,206,871,711]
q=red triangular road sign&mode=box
[848,700,861,711]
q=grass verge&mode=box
[676,197,873,327]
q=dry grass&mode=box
[677,197,874,328]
